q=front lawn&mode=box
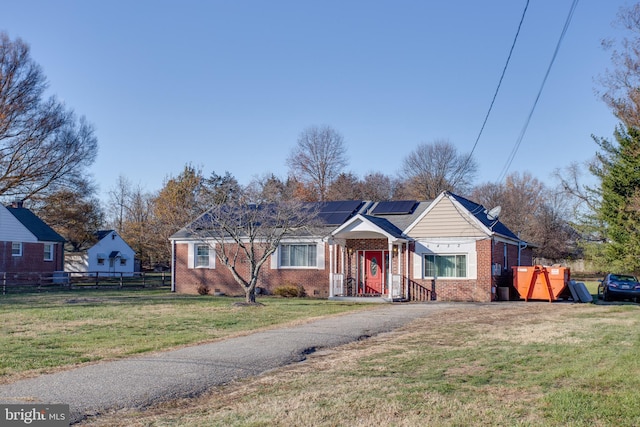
[0,289,372,382]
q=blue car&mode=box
[598,273,640,302]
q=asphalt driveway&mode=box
[0,302,471,424]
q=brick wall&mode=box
[173,238,527,303]
[173,243,330,297]
[407,239,495,302]
[0,241,63,273]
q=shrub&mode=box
[196,284,210,295]
[273,284,306,298]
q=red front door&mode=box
[364,251,384,294]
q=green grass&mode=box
[0,289,371,380]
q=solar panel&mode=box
[370,200,417,215]
[319,200,362,213]
[317,200,364,225]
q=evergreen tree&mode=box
[593,125,640,273]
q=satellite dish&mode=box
[486,206,502,221]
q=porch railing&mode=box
[406,279,433,302]
[333,274,433,301]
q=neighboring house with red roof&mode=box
[0,201,66,274]
[65,230,136,277]
[170,191,533,302]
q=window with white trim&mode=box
[195,244,211,268]
[280,244,317,268]
[11,242,22,257]
[424,254,467,278]
[43,243,53,261]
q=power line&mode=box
[452,0,529,188]
[496,0,580,183]
[469,0,530,160]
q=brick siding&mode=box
[174,237,532,302]
[406,239,501,302]
[0,241,64,273]
[173,243,330,297]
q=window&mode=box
[424,254,467,278]
[44,243,53,261]
[280,244,317,267]
[120,258,127,266]
[97,257,105,266]
[11,242,22,257]
[196,245,210,268]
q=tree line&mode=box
[4,1,640,275]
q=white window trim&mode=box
[423,253,468,279]
[43,243,54,261]
[188,242,216,269]
[413,240,477,280]
[273,241,324,270]
[12,242,22,257]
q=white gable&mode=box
[405,192,488,238]
[0,205,37,242]
[331,214,406,242]
[83,231,136,273]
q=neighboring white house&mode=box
[65,230,136,276]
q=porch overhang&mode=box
[329,214,408,243]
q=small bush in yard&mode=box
[273,284,306,298]
[196,284,210,295]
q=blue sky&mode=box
[2,0,631,201]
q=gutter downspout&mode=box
[329,240,334,298]
[518,239,528,266]
[171,240,176,292]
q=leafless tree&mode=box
[120,187,155,268]
[400,140,477,200]
[106,176,158,266]
[325,172,362,201]
[472,172,544,239]
[361,172,397,201]
[598,3,640,128]
[530,190,577,260]
[472,172,575,260]
[187,178,321,303]
[107,175,133,233]
[553,161,603,234]
[0,32,97,201]
[286,125,348,201]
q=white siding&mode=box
[83,231,136,275]
[409,197,486,238]
[65,253,90,276]
[0,205,37,243]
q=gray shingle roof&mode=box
[170,195,523,243]
[6,207,65,242]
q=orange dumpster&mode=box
[512,265,569,302]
